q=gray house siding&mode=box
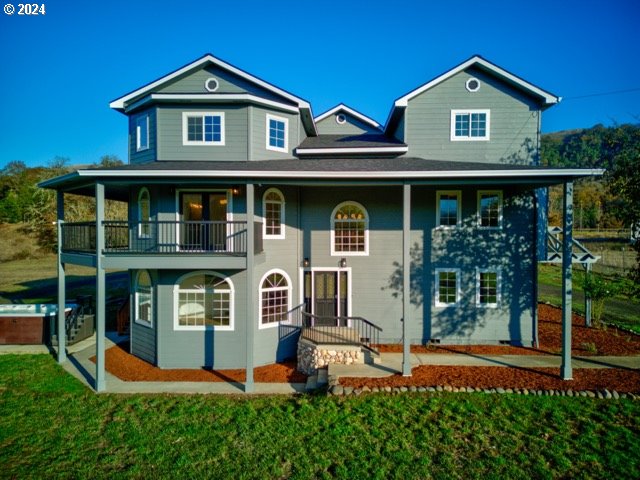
[411,185,535,345]
[156,105,248,161]
[316,114,379,135]
[153,269,247,369]
[298,185,534,346]
[299,186,405,341]
[129,108,156,164]
[250,107,300,160]
[405,67,540,164]
[156,65,297,105]
[253,186,301,365]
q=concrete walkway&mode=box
[3,337,639,394]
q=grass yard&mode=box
[1,355,639,479]
[538,264,640,333]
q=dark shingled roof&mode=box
[297,134,406,149]
[95,158,544,173]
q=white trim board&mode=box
[110,54,312,111]
[45,168,604,185]
[125,93,300,114]
[394,55,560,108]
[314,103,382,130]
[295,146,408,155]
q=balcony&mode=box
[61,221,263,264]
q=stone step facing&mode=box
[305,374,318,392]
[317,368,328,386]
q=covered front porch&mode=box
[38,159,602,392]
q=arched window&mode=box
[138,188,151,238]
[135,270,153,327]
[175,271,233,330]
[259,269,291,328]
[263,188,285,239]
[331,201,369,256]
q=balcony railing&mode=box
[61,220,263,255]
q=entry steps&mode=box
[305,367,328,392]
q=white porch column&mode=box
[95,182,106,392]
[245,183,255,392]
[561,180,573,380]
[56,190,66,363]
[402,183,412,376]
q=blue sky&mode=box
[1,0,638,167]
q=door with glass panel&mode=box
[308,271,349,326]
[179,192,227,251]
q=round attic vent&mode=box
[466,78,481,92]
[336,113,346,124]
[205,77,219,92]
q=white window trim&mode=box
[435,268,461,308]
[135,114,149,152]
[182,111,226,146]
[137,187,151,239]
[476,267,501,308]
[436,190,461,229]
[330,201,370,257]
[134,270,153,328]
[173,270,235,331]
[262,188,285,240]
[265,113,288,153]
[450,109,490,141]
[477,190,503,229]
[259,269,292,329]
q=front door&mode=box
[180,192,227,251]
[307,271,349,326]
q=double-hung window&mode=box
[263,188,285,239]
[182,112,225,145]
[137,188,151,238]
[259,270,291,328]
[136,114,149,151]
[435,268,460,307]
[331,201,369,255]
[476,268,500,308]
[478,190,502,228]
[436,191,461,228]
[135,270,153,326]
[451,109,490,141]
[266,114,288,152]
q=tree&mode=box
[607,126,640,280]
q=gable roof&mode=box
[315,103,382,131]
[385,55,561,134]
[109,53,318,135]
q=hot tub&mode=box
[0,304,71,345]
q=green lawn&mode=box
[538,264,640,333]
[1,355,639,479]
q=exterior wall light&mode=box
[302,258,310,268]
[339,258,347,268]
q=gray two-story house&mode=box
[41,54,601,391]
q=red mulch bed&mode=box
[91,343,306,383]
[341,366,640,393]
[93,304,639,390]
[376,303,640,356]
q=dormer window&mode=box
[450,109,490,141]
[266,114,288,153]
[182,112,225,145]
